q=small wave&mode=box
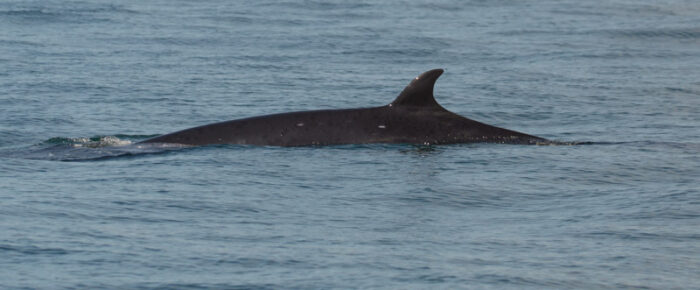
[0,4,139,24]
[610,28,700,40]
[0,135,186,161]
[537,140,594,146]
[0,9,59,17]
[41,135,158,148]
[0,4,139,16]
[0,244,70,255]
[125,282,277,290]
[0,136,637,162]
[496,27,700,41]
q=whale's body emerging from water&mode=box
[140,69,546,146]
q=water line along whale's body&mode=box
[140,69,546,146]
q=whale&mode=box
[140,69,547,146]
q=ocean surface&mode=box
[2,0,699,288]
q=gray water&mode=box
[1,0,700,288]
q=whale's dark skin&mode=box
[140,69,546,146]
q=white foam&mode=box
[71,136,133,148]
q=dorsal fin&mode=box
[390,69,444,108]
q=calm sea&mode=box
[1,0,699,288]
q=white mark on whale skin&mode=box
[378,125,386,129]
[296,122,304,127]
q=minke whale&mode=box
[140,69,547,146]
